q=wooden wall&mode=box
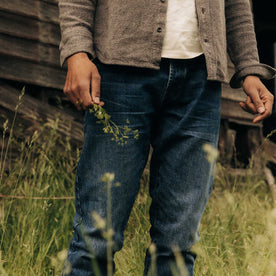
[0,0,66,90]
[0,0,257,124]
[0,0,82,150]
[0,0,264,159]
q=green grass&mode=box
[194,165,276,276]
[1,120,276,276]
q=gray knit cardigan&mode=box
[58,0,276,88]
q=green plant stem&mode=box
[0,87,25,185]
[107,180,113,276]
[89,104,139,146]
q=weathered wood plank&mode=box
[0,11,38,40]
[221,83,246,102]
[0,55,66,90]
[0,0,59,24]
[0,81,83,144]
[39,0,59,23]
[0,34,60,67]
[39,21,61,46]
[42,0,58,4]
[221,98,257,125]
[0,0,38,19]
[0,10,60,46]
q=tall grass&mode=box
[194,164,276,276]
[0,110,275,275]
[0,118,77,275]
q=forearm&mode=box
[58,0,97,67]
[225,0,275,87]
[226,0,258,70]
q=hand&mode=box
[240,75,274,123]
[64,52,104,110]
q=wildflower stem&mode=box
[0,87,25,185]
[107,179,113,276]
[89,104,139,146]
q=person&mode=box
[58,0,276,275]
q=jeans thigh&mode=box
[149,60,222,251]
[65,62,156,275]
[77,61,157,235]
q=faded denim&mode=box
[63,55,221,276]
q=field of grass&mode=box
[0,118,276,276]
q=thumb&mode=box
[90,67,101,105]
[247,89,265,114]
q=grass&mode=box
[0,115,276,275]
[194,165,276,276]
[0,120,77,276]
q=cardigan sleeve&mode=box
[58,0,97,67]
[225,0,276,88]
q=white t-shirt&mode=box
[161,0,203,59]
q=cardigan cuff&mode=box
[59,37,95,67]
[230,63,276,88]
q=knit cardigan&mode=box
[58,0,276,88]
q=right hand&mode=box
[64,52,104,110]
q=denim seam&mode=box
[75,175,83,217]
[150,157,163,245]
[162,60,175,101]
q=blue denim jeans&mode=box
[63,55,221,276]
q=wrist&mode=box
[243,75,260,82]
[67,52,90,66]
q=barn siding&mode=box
[0,0,65,89]
[0,0,257,125]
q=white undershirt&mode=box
[161,0,203,59]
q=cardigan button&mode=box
[157,27,162,33]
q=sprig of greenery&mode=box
[89,104,139,146]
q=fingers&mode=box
[253,111,271,124]
[64,74,92,110]
[253,92,274,124]
[90,64,104,106]
[63,75,82,111]
[239,96,258,114]
[249,91,266,114]
[243,87,265,114]
[241,76,274,123]
[63,53,102,110]
[74,79,93,109]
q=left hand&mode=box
[240,75,274,123]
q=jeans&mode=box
[63,55,221,276]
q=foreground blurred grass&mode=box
[0,120,275,275]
